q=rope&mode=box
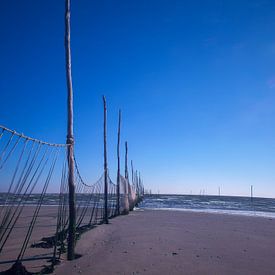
[17,147,60,261]
[0,131,15,164]
[0,145,51,253]
[0,125,145,274]
[0,135,21,170]
[0,128,4,139]
[0,125,67,147]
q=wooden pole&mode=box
[131,160,134,185]
[131,160,135,200]
[116,110,121,216]
[250,185,253,202]
[139,171,142,196]
[123,142,129,214]
[125,142,128,180]
[136,170,139,198]
[65,0,76,261]
[103,96,108,224]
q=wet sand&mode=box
[54,209,275,275]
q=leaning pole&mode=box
[65,0,76,260]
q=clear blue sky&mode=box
[1,0,275,197]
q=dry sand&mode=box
[54,209,275,275]
[0,205,103,273]
[0,206,58,273]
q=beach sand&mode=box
[1,208,275,274]
[0,206,62,273]
[53,209,275,275]
[0,205,103,273]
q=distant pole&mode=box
[130,160,135,201]
[135,170,139,196]
[250,185,253,202]
[125,142,128,180]
[103,96,108,224]
[124,141,129,214]
[218,187,221,197]
[65,0,76,261]
[139,171,141,195]
[116,110,121,216]
[131,160,134,185]
[140,172,144,196]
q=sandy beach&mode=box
[53,209,275,275]
[0,206,59,273]
[0,205,103,273]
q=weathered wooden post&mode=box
[125,142,129,180]
[65,0,76,261]
[135,170,139,198]
[122,142,129,214]
[116,110,121,216]
[131,160,134,184]
[131,160,136,204]
[103,96,108,224]
[140,172,144,196]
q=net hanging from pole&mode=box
[0,125,67,274]
[0,125,145,274]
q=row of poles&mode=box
[65,0,143,260]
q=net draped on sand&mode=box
[0,125,144,273]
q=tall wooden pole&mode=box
[135,170,138,196]
[125,142,128,180]
[139,171,142,196]
[250,185,253,202]
[131,160,134,185]
[103,96,108,224]
[116,110,121,216]
[139,172,144,196]
[131,160,135,200]
[65,0,76,261]
[123,142,129,214]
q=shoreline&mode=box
[1,204,275,218]
[139,207,275,219]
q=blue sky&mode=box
[1,0,275,197]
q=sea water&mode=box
[139,194,275,218]
[1,193,275,218]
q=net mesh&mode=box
[0,125,144,273]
